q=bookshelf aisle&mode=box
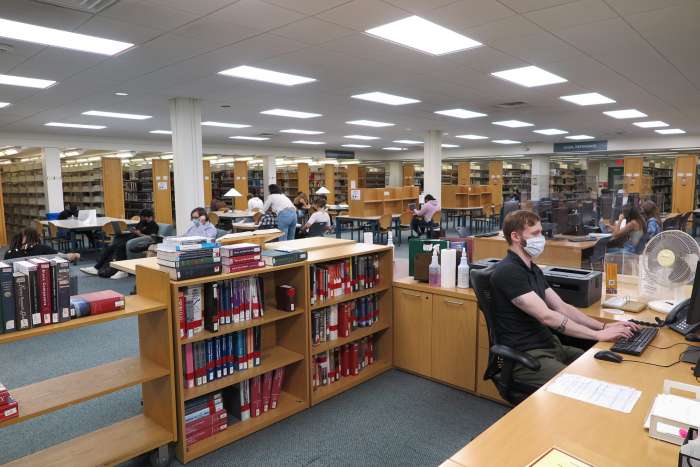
[309,165,324,195]
[248,165,263,198]
[211,163,233,201]
[502,162,531,200]
[469,163,489,185]
[441,163,457,184]
[358,166,386,188]
[123,162,154,219]
[276,166,299,197]
[334,165,348,204]
[649,161,672,212]
[62,161,105,215]
[1,161,45,236]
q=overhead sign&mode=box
[325,149,355,159]
[553,140,607,152]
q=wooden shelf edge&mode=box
[311,322,390,356]
[180,309,305,345]
[310,285,389,311]
[311,360,392,406]
[167,261,306,288]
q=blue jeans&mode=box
[277,208,297,241]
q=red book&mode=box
[186,419,227,445]
[270,367,285,409]
[178,290,186,339]
[341,344,351,377]
[351,342,359,376]
[262,371,273,412]
[0,383,9,405]
[28,258,52,325]
[246,329,254,368]
[223,261,265,273]
[222,253,261,265]
[75,290,125,315]
[0,397,19,422]
[184,344,195,389]
[250,375,262,418]
[185,409,228,434]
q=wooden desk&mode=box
[217,230,283,245]
[471,234,597,268]
[215,210,255,219]
[230,222,259,231]
[110,257,158,275]
[41,217,137,251]
[264,237,354,252]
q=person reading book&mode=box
[4,228,80,262]
[409,194,440,237]
[185,207,218,239]
[301,198,331,237]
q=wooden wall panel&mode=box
[623,156,645,194]
[233,161,248,210]
[0,172,6,245]
[323,164,335,204]
[347,165,359,201]
[101,158,125,219]
[202,160,212,207]
[403,164,415,186]
[457,163,470,186]
[297,163,309,197]
[672,154,697,213]
[152,159,173,224]
[489,161,503,206]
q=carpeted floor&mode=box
[0,231,509,466]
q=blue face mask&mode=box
[192,219,200,226]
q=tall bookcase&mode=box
[649,161,672,212]
[276,166,299,197]
[306,243,393,406]
[1,161,45,236]
[502,162,531,200]
[0,265,176,465]
[358,166,386,188]
[334,166,348,204]
[123,163,154,219]
[248,166,263,198]
[469,163,489,185]
[211,163,234,201]
[62,161,105,214]
[441,163,457,184]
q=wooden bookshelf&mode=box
[403,164,416,186]
[348,186,419,216]
[233,161,248,210]
[334,165,347,204]
[152,159,173,224]
[123,163,154,219]
[248,166,263,198]
[102,157,125,219]
[672,154,697,213]
[1,161,45,236]
[323,164,335,204]
[441,184,493,211]
[359,165,386,188]
[502,162,531,200]
[62,161,105,214]
[1,265,176,466]
[203,160,212,207]
[276,166,299,198]
[442,163,457,184]
[649,161,672,212]
[211,163,233,201]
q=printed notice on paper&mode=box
[546,373,641,413]
[528,447,593,467]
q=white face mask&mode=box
[522,235,546,258]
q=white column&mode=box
[530,155,550,201]
[387,161,402,186]
[423,130,443,204]
[169,97,204,235]
[262,155,276,198]
[42,147,64,214]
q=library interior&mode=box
[2,1,700,466]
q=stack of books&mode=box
[220,243,263,273]
[224,368,285,423]
[311,294,379,345]
[261,248,307,267]
[185,392,228,446]
[312,336,376,390]
[156,236,221,280]
[0,382,18,422]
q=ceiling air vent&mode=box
[34,0,118,14]
[495,101,528,109]
[258,133,275,138]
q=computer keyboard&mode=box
[610,326,659,356]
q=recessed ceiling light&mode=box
[149,130,172,135]
[346,119,395,127]
[0,102,10,109]
[0,17,133,56]
[656,129,686,135]
[534,128,568,135]
[603,109,647,119]
[292,140,325,145]
[560,92,615,106]
[492,139,521,144]
[383,147,407,151]
[491,65,567,88]
[114,92,128,96]
[455,134,488,140]
[342,144,371,148]
[435,108,487,119]
[344,135,380,140]
[633,121,668,128]
[566,134,595,140]
[366,15,482,56]
[0,73,56,89]
[261,108,321,119]
[393,139,423,144]
[279,129,324,135]
[202,121,251,129]
[492,120,533,128]
[351,91,420,106]
[442,144,460,148]
[83,110,151,120]
[218,65,315,86]
[45,122,106,129]
[229,136,270,141]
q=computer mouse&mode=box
[594,350,623,363]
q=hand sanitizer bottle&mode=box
[457,247,469,289]
[429,245,441,287]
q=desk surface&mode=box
[264,237,354,252]
[475,233,598,251]
[215,210,255,219]
[41,217,136,229]
[110,257,158,274]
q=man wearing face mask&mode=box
[490,210,639,388]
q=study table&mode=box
[334,214,401,243]
[471,233,598,268]
[40,217,136,251]
[214,210,255,220]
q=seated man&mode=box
[410,194,440,236]
[490,210,638,388]
[300,198,331,237]
[80,208,159,279]
[258,208,278,230]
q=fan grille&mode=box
[643,230,699,285]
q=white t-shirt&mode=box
[248,197,264,211]
[306,210,330,228]
[262,193,295,214]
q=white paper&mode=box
[546,373,641,413]
[441,248,456,289]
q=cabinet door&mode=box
[394,288,432,377]
[431,295,477,391]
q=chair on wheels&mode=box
[662,214,681,231]
[470,267,541,405]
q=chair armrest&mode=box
[491,344,541,371]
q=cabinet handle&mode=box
[402,291,422,299]
[444,299,464,306]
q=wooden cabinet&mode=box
[394,288,432,377]
[431,295,477,390]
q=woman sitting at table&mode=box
[641,200,662,238]
[410,194,440,237]
[601,204,646,254]
[4,228,80,262]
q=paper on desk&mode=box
[546,373,641,413]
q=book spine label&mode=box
[0,267,16,332]
[13,274,30,330]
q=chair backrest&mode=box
[253,211,263,224]
[662,214,681,231]
[48,221,61,238]
[400,212,412,225]
[307,222,328,237]
[679,212,692,233]
[102,220,127,237]
[32,220,44,239]
[379,214,392,230]
[431,211,441,224]
[469,267,500,378]
[208,212,219,225]
[580,201,594,224]
[130,215,141,222]
[590,236,611,269]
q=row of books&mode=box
[312,336,376,390]
[183,327,261,388]
[310,254,380,305]
[184,392,228,446]
[1,258,124,334]
[311,294,379,345]
[221,243,263,273]
[0,382,18,423]
[157,237,222,280]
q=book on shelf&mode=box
[312,336,376,390]
[184,392,228,446]
[275,285,297,312]
[12,261,40,327]
[222,367,286,424]
[72,290,125,315]
[309,254,380,305]
[157,239,223,280]
[0,381,18,422]
[261,249,307,267]
[0,262,16,333]
[312,294,379,345]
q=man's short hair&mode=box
[140,208,154,218]
[314,198,327,208]
[503,210,540,245]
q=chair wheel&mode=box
[148,445,173,467]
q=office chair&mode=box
[470,267,541,405]
[585,236,610,271]
[306,222,329,238]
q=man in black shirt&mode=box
[81,209,159,278]
[490,210,638,388]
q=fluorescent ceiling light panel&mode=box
[261,108,321,119]
[560,92,615,106]
[351,92,419,106]
[0,102,10,108]
[435,108,487,119]
[491,65,567,88]
[492,120,533,128]
[456,134,488,140]
[279,129,324,135]
[0,17,133,56]
[656,129,686,134]
[292,140,325,145]
[442,144,460,148]
[202,121,251,128]
[565,134,594,140]
[83,110,151,120]
[393,139,422,144]
[346,119,394,127]
[603,109,647,119]
[114,92,128,96]
[633,121,668,128]
[149,130,172,135]
[383,147,406,151]
[229,136,269,141]
[365,15,482,56]
[0,73,55,89]
[344,135,380,140]
[45,122,105,129]
[533,128,568,135]
[342,144,371,148]
[218,65,315,86]
[492,139,521,144]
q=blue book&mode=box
[69,296,91,318]
[237,331,246,370]
[206,339,215,382]
[227,334,235,374]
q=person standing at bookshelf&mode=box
[185,207,218,239]
[264,184,297,241]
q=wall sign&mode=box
[325,150,355,159]
[553,140,608,152]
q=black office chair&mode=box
[306,222,329,238]
[470,267,541,405]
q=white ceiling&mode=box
[0,0,698,155]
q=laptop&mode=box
[77,209,97,223]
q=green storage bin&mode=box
[408,238,448,276]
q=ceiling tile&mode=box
[272,18,356,45]
[605,0,696,16]
[497,0,582,13]
[145,0,238,15]
[490,31,588,64]
[464,16,543,44]
[10,48,103,82]
[76,16,164,44]
[525,0,619,31]
[205,0,305,31]
[426,0,516,31]
[450,46,526,73]
[173,15,261,48]
[0,0,91,29]
[383,0,458,14]
[99,0,199,30]
[264,0,349,15]
[317,0,407,32]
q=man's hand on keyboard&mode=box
[597,323,636,342]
